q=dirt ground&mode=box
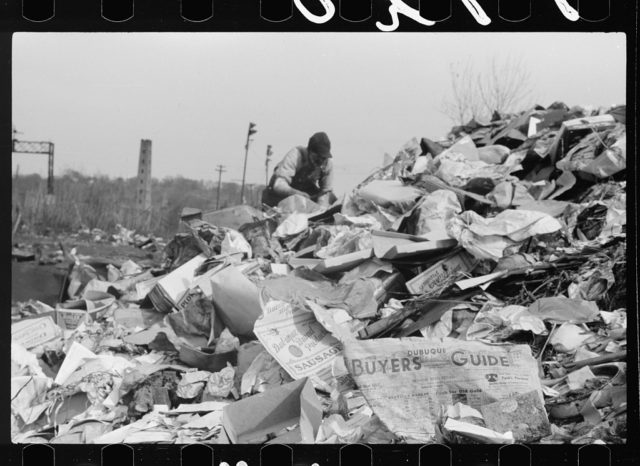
[13,232,163,267]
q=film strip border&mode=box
[2,1,635,466]
[6,443,640,466]
[8,0,616,27]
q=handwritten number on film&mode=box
[293,0,581,30]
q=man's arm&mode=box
[272,177,310,198]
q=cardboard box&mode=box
[12,316,62,349]
[113,307,165,329]
[406,250,477,296]
[148,254,207,313]
[134,275,163,300]
[55,291,116,331]
[222,377,322,444]
[175,261,227,306]
[548,114,617,162]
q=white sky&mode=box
[12,33,626,195]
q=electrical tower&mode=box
[12,127,55,195]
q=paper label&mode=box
[406,250,477,295]
[254,299,342,386]
[343,338,543,443]
[175,286,204,311]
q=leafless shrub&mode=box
[441,56,535,125]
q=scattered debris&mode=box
[11,102,627,444]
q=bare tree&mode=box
[478,56,534,117]
[441,61,485,125]
[441,56,534,126]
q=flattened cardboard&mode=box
[306,202,342,223]
[201,205,264,231]
[288,247,374,274]
[178,345,237,373]
[288,257,322,269]
[314,248,374,274]
[51,392,91,426]
[209,265,263,337]
[372,230,426,259]
[12,316,62,349]
[163,401,230,415]
[222,377,322,444]
[387,239,457,259]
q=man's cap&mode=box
[308,132,332,158]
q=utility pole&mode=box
[265,144,273,186]
[215,164,226,209]
[136,140,153,231]
[240,122,257,204]
[136,140,152,211]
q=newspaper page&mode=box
[343,337,543,443]
[254,299,343,388]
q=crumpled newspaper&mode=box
[447,209,562,261]
[466,305,547,342]
[240,350,293,396]
[205,363,236,398]
[176,371,210,399]
[410,189,461,240]
[434,151,520,188]
[221,229,253,258]
[274,213,309,238]
[315,226,372,259]
[315,406,396,444]
[214,328,240,354]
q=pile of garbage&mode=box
[72,224,164,251]
[11,102,628,445]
